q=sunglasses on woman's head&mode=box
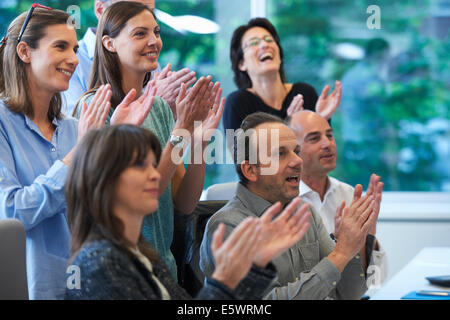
[17,3,52,43]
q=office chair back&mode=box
[176,200,228,296]
[201,182,238,201]
[0,219,28,300]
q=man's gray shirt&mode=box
[199,183,371,300]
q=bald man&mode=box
[289,110,388,288]
[200,112,383,300]
[62,0,196,116]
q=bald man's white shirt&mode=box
[299,177,354,233]
[299,177,389,286]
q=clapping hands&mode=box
[287,94,304,116]
[174,76,224,137]
[315,80,342,120]
[332,174,383,262]
[211,218,261,290]
[286,81,342,119]
[193,85,226,145]
[110,80,157,126]
[77,84,112,143]
[153,63,197,118]
[253,198,311,268]
[210,197,311,290]
[363,174,384,235]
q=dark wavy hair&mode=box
[66,124,162,263]
[230,18,286,89]
[76,1,157,112]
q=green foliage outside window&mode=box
[1,0,448,191]
[269,0,450,191]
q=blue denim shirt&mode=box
[0,101,78,299]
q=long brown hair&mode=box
[66,124,162,263]
[76,2,156,112]
[0,8,69,120]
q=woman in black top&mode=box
[224,18,342,132]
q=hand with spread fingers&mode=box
[77,84,112,142]
[315,80,342,120]
[210,218,262,290]
[286,94,304,116]
[253,198,311,268]
[110,80,156,126]
[153,63,197,118]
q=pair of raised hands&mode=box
[77,82,157,142]
[173,76,225,143]
[210,197,311,290]
[153,63,225,138]
[152,63,196,117]
[77,64,225,145]
[287,80,343,120]
[333,174,384,260]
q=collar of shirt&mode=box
[128,246,171,300]
[83,28,97,61]
[299,176,339,201]
[235,182,274,217]
[23,114,60,128]
[299,179,314,197]
[22,113,61,142]
[299,176,351,235]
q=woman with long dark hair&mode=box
[224,17,342,132]
[74,1,224,281]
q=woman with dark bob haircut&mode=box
[65,124,311,300]
[224,17,342,132]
